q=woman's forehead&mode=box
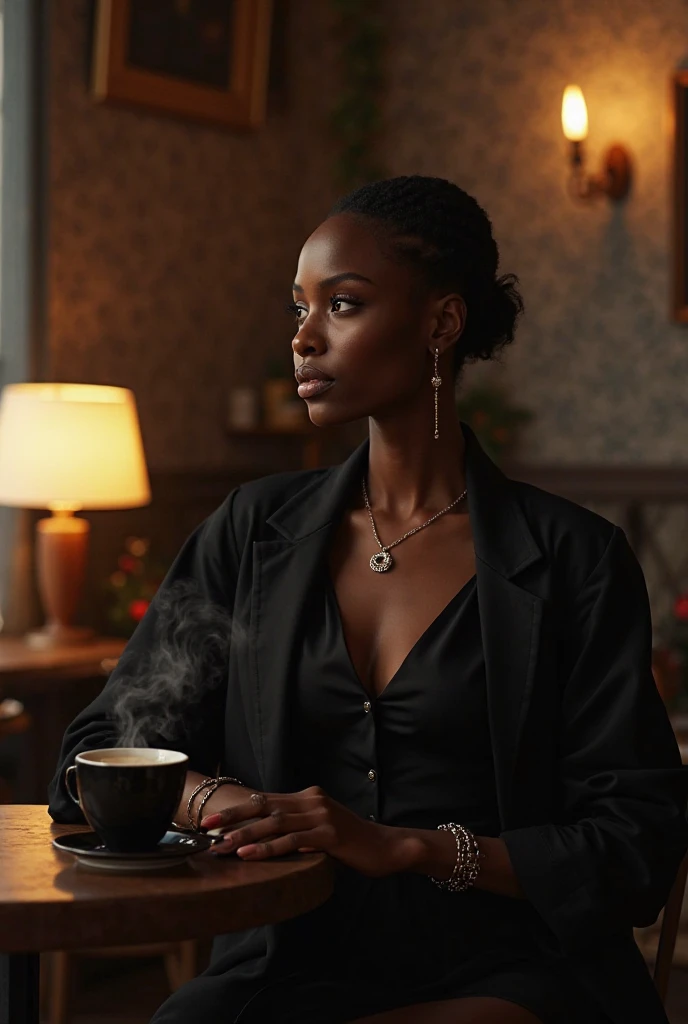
[295,214,401,287]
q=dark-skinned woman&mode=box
[48,175,688,1024]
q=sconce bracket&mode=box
[568,142,632,202]
[602,144,632,200]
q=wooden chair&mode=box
[40,940,198,1024]
[653,850,688,1004]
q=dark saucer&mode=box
[53,830,212,872]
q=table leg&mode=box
[0,953,39,1024]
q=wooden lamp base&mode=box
[26,511,94,650]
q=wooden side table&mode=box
[0,636,126,803]
[0,806,334,1024]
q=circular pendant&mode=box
[370,550,393,573]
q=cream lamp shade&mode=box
[0,383,150,648]
[0,383,151,510]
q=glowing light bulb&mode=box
[562,85,588,142]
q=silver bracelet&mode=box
[194,781,220,829]
[186,777,215,830]
[430,822,482,893]
[193,775,249,832]
[214,775,249,789]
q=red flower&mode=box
[674,595,688,621]
[129,599,150,622]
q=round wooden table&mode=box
[0,806,334,1024]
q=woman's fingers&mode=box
[201,787,324,831]
[202,791,270,830]
[232,827,329,860]
[211,811,319,855]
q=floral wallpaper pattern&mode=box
[49,0,688,468]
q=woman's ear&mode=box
[429,293,466,356]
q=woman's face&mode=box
[291,213,460,428]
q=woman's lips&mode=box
[295,365,335,400]
[297,378,335,399]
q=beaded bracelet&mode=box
[430,822,482,893]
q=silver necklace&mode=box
[361,476,468,573]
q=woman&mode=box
[49,175,688,1024]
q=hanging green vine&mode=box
[329,0,385,189]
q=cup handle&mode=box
[65,765,81,807]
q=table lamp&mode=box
[0,383,151,648]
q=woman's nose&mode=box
[292,324,326,359]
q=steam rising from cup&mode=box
[110,580,239,749]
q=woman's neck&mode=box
[366,405,467,517]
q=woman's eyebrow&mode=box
[292,272,375,293]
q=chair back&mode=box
[654,851,688,1004]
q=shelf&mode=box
[227,424,322,469]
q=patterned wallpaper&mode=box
[382,0,688,464]
[48,0,340,471]
[49,0,688,468]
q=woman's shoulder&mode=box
[510,475,615,540]
[507,475,626,590]
[224,466,332,538]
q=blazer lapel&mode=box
[247,532,329,792]
[462,425,545,826]
[246,442,369,793]
[476,564,544,825]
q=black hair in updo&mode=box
[328,175,524,374]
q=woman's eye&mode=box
[285,302,307,323]
[285,296,360,323]
[329,295,361,313]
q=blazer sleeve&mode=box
[501,525,688,950]
[46,487,242,825]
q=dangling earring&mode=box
[431,348,442,440]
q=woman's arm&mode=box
[490,527,687,946]
[47,488,243,824]
[402,829,524,898]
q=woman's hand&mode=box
[201,785,418,878]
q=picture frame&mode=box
[92,0,273,131]
[673,71,688,322]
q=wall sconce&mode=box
[561,85,632,201]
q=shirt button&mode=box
[368,769,376,781]
[363,701,372,713]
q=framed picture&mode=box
[673,71,688,322]
[92,0,273,130]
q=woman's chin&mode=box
[303,399,358,429]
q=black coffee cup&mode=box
[65,747,188,853]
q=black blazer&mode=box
[48,424,688,1024]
